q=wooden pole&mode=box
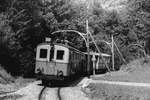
[112,34,115,71]
[86,20,90,77]
[86,1,90,77]
[92,52,96,76]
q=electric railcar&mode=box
[35,39,90,83]
[35,38,111,84]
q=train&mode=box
[35,37,111,84]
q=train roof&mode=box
[55,43,85,54]
[37,42,110,56]
[37,42,85,54]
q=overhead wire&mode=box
[88,31,111,72]
[113,40,129,68]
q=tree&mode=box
[0,0,46,76]
[1,0,150,75]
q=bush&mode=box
[0,64,15,84]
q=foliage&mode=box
[68,0,150,68]
[0,64,14,84]
[0,0,45,76]
[1,0,150,75]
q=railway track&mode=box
[39,87,62,100]
[57,88,62,100]
[38,77,84,100]
[38,86,47,100]
[0,90,23,100]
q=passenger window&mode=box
[56,50,64,60]
[40,49,47,58]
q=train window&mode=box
[40,49,47,58]
[56,50,64,60]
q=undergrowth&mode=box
[0,64,15,84]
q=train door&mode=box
[53,45,69,76]
[35,44,57,75]
[45,45,55,75]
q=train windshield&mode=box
[36,44,51,61]
[56,50,64,60]
[40,49,47,58]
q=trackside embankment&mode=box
[82,58,150,100]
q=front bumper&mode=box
[36,74,64,81]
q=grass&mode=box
[120,57,150,72]
[83,82,150,100]
[0,94,23,100]
[0,64,15,84]
[0,64,35,94]
[93,57,150,83]
[83,57,150,100]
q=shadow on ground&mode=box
[38,77,84,88]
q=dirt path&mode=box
[3,77,150,100]
[0,79,90,100]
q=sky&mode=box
[45,0,128,13]
[44,0,129,21]
[72,0,128,13]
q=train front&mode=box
[35,38,69,83]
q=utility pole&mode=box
[111,34,115,71]
[86,20,90,77]
[86,0,90,77]
[92,52,96,77]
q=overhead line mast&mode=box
[86,0,110,75]
[86,0,90,77]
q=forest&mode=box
[0,0,150,76]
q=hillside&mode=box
[0,65,35,94]
[0,65,14,84]
[93,57,150,83]
[83,58,150,100]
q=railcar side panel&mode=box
[68,49,87,77]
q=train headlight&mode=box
[57,70,63,77]
[37,68,42,74]
[37,68,44,74]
